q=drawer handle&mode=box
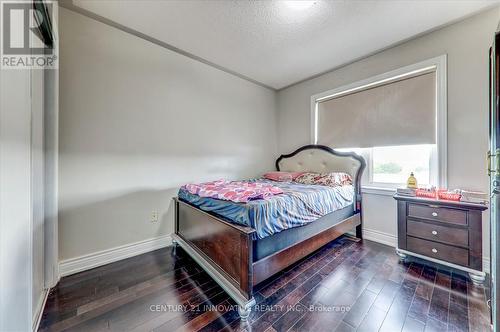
[432,212,438,217]
[432,248,438,253]
[431,230,438,236]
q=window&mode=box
[312,56,447,192]
[340,144,437,188]
[372,144,435,186]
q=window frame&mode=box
[310,55,448,194]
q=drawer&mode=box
[407,220,468,247]
[408,203,467,226]
[407,236,469,267]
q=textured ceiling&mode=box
[72,0,499,90]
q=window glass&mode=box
[337,145,435,187]
[372,144,434,185]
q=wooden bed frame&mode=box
[172,145,366,320]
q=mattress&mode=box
[178,179,354,239]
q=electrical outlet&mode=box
[151,211,159,223]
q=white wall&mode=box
[277,8,500,268]
[59,5,499,273]
[0,67,34,332]
[0,62,47,332]
[0,21,48,332]
[58,8,278,261]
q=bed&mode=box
[172,145,366,320]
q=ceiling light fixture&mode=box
[283,1,317,11]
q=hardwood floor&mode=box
[39,236,490,332]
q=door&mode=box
[489,32,500,330]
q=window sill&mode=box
[361,186,397,197]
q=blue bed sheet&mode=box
[178,179,354,239]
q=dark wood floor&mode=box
[39,236,491,332]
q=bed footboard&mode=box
[173,198,256,318]
[252,212,361,285]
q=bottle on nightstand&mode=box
[406,172,418,189]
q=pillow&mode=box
[263,171,305,182]
[316,172,352,187]
[293,172,319,185]
[295,172,352,187]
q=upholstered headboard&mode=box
[276,145,366,204]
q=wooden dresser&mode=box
[394,194,488,284]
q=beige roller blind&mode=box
[317,71,436,148]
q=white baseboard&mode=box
[363,228,397,247]
[58,230,491,277]
[362,228,490,273]
[59,234,172,277]
[33,289,49,332]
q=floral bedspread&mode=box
[182,179,284,203]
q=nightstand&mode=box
[394,194,488,284]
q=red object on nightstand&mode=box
[437,189,461,201]
[415,189,437,199]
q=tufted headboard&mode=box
[276,145,366,205]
